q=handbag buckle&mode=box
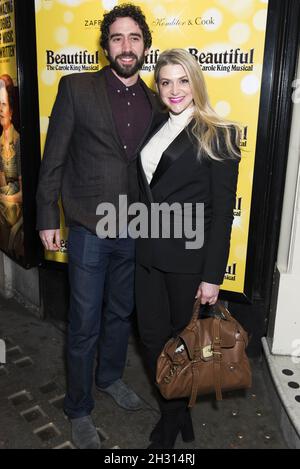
[202,344,213,358]
[202,344,222,359]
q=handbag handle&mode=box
[191,297,249,345]
[192,297,231,323]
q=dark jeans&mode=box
[63,226,135,418]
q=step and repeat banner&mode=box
[0,0,24,262]
[35,0,269,294]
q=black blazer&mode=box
[136,122,240,285]
[36,67,164,233]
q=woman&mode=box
[135,49,241,449]
[0,74,22,254]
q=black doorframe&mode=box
[14,0,42,267]
[226,0,300,355]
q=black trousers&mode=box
[136,264,202,412]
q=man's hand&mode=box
[195,281,220,305]
[39,229,61,251]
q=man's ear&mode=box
[144,48,149,57]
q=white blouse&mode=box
[141,106,194,184]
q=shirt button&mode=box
[128,102,131,106]
[126,88,129,91]
[124,145,127,149]
[132,93,135,96]
[117,89,120,93]
[127,123,131,127]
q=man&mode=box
[36,4,164,449]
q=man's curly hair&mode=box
[100,3,152,51]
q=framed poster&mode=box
[0,0,23,260]
[0,0,41,267]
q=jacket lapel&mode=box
[92,69,166,161]
[150,127,192,189]
[92,69,124,154]
[140,114,168,150]
[137,116,168,202]
[134,82,167,155]
[137,155,154,202]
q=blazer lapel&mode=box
[92,70,166,160]
[140,114,168,150]
[150,127,192,189]
[135,82,167,155]
[137,115,168,203]
[137,155,154,202]
[92,69,124,153]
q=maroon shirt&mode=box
[104,66,152,159]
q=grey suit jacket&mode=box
[36,67,164,233]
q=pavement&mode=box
[0,295,288,450]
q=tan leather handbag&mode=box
[156,299,252,407]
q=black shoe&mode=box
[149,408,195,444]
[147,408,194,449]
[149,417,163,443]
[181,408,195,442]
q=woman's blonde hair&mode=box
[154,48,241,161]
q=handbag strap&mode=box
[191,298,226,401]
[188,319,223,406]
[214,300,249,346]
[188,365,201,407]
[189,297,248,403]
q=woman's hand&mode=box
[195,281,220,305]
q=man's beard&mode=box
[107,51,145,78]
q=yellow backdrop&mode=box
[35,0,269,293]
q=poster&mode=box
[35,0,269,294]
[0,0,24,261]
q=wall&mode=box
[270,51,300,356]
[0,252,40,317]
